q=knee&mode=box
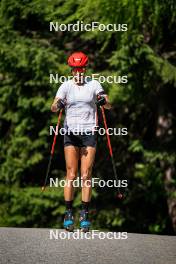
[81,168,92,181]
[66,167,77,181]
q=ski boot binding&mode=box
[79,210,91,232]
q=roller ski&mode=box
[63,209,74,232]
[79,210,91,232]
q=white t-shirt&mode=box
[56,79,105,132]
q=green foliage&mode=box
[0,0,176,234]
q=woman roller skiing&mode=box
[51,52,111,232]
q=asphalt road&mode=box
[0,228,176,264]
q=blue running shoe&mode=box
[79,210,91,232]
[63,210,74,231]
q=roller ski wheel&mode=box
[80,227,90,233]
[65,225,74,232]
[63,210,74,232]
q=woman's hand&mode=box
[51,97,60,112]
[96,94,112,109]
[51,98,65,112]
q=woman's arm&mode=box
[51,82,67,112]
[51,97,60,112]
[104,95,112,109]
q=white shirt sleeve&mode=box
[55,82,67,99]
[93,80,106,95]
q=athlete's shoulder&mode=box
[86,78,105,95]
[56,80,72,98]
[86,78,102,87]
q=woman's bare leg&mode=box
[80,147,96,202]
[64,146,79,201]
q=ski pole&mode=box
[100,106,123,199]
[41,108,63,192]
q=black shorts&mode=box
[64,132,97,148]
